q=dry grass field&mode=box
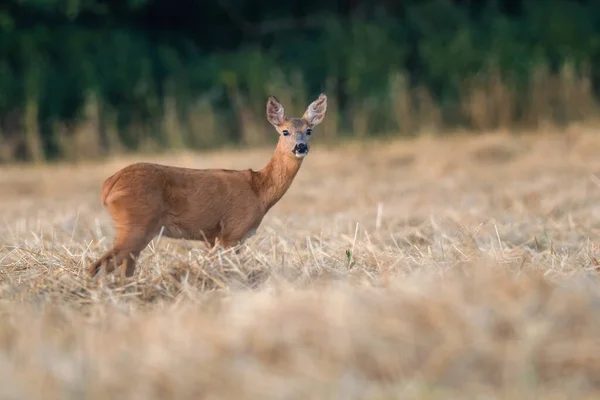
[2,129,600,399]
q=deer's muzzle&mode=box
[293,142,309,158]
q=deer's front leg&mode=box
[219,228,257,254]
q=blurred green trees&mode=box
[1,0,599,162]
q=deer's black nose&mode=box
[295,143,308,153]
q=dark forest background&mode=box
[1,0,600,162]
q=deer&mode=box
[88,93,327,278]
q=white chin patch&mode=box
[294,151,308,159]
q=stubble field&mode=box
[2,130,600,399]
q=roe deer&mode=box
[88,93,327,277]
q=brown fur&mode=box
[88,94,327,278]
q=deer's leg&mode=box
[88,249,118,277]
[89,203,160,278]
[106,224,158,277]
[88,236,149,278]
[121,249,142,278]
[205,238,216,249]
[219,237,248,255]
[221,227,257,253]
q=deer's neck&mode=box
[254,144,303,211]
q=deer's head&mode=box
[266,93,327,159]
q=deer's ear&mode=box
[303,93,327,127]
[266,96,285,127]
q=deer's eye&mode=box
[282,130,290,136]
[306,128,312,135]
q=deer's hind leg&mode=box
[89,202,161,278]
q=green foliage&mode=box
[1,0,600,162]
